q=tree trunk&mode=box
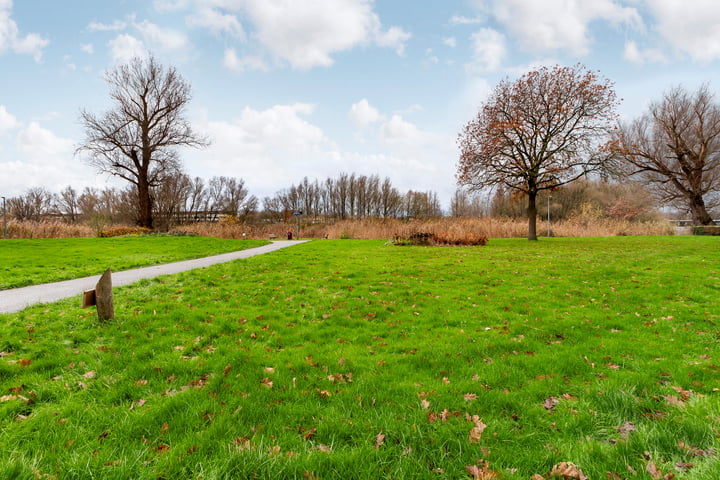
[137,178,154,229]
[689,194,713,225]
[527,191,538,241]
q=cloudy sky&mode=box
[0,0,718,207]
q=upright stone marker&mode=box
[95,268,114,321]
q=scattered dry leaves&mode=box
[679,440,715,458]
[466,461,499,479]
[550,462,588,480]
[543,396,560,411]
[468,415,487,444]
[617,421,636,440]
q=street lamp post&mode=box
[2,196,6,239]
[292,211,303,239]
[547,195,551,238]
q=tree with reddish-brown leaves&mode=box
[610,84,720,225]
[457,64,620,240]
[78,56,208,229]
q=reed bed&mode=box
[2,220,95,239]
[3,217,676,240]
[171,222,292,240]
[303,217,675,240]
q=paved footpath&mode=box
[0,240,307,314]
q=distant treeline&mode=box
[5,172,442,230]
[5,172,676,230]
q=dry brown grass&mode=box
[99,226,153,237]
[3,220,95,239]
[302,217,675,240]
[548,218,675,237]
[2,216,676,240]
[170,222,293,240]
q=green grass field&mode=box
[0,237,718,479]
[0,237,269,290]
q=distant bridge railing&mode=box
[668,219,719,227]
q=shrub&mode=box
[393,228,489,247]
[99,226,153,237]
[692,225,720,236]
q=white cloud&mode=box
[443,37,457,48]
[16,122,74,161]
[0,1,48,61]
[0,122,90,195]
[623,40,668,64]
[106,21,189,63]
[645,0,720,62]
[87,20,128,31]
[190,103,340,195]
[375,25,411,56]
[246,0,400,69]
[188,104,456,203]
[153,0,190,12]
[374,114,457,200]
[223,47,268,72]
[134,20,190,53]
[449,15,484,25]
[486,0,643,56]
[465,28,506,72]
[181,0,410,70]
[349,99,384,128]
[380,114,421,146]
[109,34,147,63]
[0,105,20,133]
[81,43,94,54]
[187,8,244,39]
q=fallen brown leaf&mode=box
[466,461,499,479]
[544,396,560,411]
[550,462,588,480]
[468,415,487,444]
[617,421,636,440]
[375,432,385,449]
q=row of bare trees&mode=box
[262,173,442,221]
[5,175,257,230]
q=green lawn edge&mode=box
[0,237,270,290]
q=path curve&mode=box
[0,240,308,314]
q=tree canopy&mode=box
[77,56,208,229]
[610,84,720,225]
[457,64,619,240]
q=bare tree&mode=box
[450,188,487,217]
[57,186,80,223]
[8,187,54,221]
[77,56,208,229]
[457,64,619,240]
[403,190,442,218]
[611,84,720,225]
[153,171,192,229]
[207,176,256,218]
[185,176,207,217]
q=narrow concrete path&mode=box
[0,240,307,314]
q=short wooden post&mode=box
[95,268,114,321]
[82,289,96,308]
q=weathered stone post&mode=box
[95,268,114,321]
[83,268,114,322]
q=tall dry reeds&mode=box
[1,217,676,240]
[303,217,675,240]
[3,220,95,239]
[170,222,294,240]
